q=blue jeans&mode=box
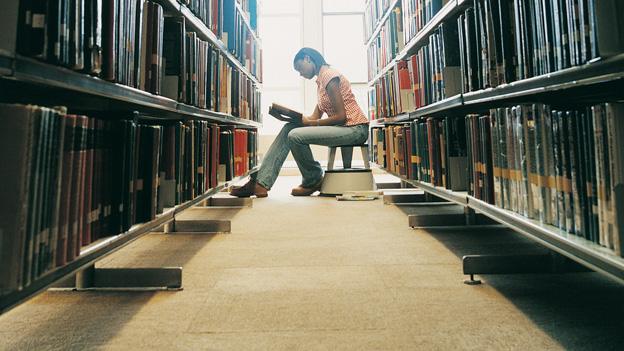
[253,123,369,189]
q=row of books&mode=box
[163,18,260,120]
[367,2,404,81]
[17,0,262,112]
[0,103,258,296]
[222,0,262,79]
[367,0,455,81]
[370,116,467,190]
[367,0,624,121]
[370,102,624,255]
[18,0,166,91]
[369,22,461,119]
[236,0,259,32]
[183,0,222,35]
[458,0,624,93]
[365,0,396,41]
[172,1,261,73]
[467,103,624,253]
[401,0,450,44]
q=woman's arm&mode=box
[301,105,321,125]
[308,105,322,120]
[302,77,346,126]
[322,77,346,125]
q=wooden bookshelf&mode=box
[0,167,260,315]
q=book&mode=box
[268,103,303,123]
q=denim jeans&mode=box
[253,123,369,189]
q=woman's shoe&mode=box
[230,180,269,198]
[291,179,323,196]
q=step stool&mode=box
[320,144,376,196]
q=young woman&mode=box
[231,47,369,197]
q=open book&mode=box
[268,103,303,123]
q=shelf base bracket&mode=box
[384,192,427,204]
[409,213,465,227]
[462,252,591,285]
[207,196,253,208]
[53,265,183,291]
[167,219,231,234]
[375,181,403,189]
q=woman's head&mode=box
[293,48,328,79]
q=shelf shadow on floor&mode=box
[0,207,246,350]
[404,209,624,350]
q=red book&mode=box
[241,130,249,174]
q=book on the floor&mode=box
[268,103,302,123]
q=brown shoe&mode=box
[291,178,323,196]
[230,180,268,198]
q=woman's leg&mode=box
[287,124,368,187]
[252,122,300,190]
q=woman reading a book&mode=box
[232,47,369,197]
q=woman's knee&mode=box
[287,129,303,145]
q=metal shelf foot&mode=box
[464,274,482,285]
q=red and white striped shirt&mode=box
[316,66,368,126]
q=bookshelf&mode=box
[365,0,402,46]
[380,169,624,282]
[367,0,624,283]
[0,167,258,315]
[177,1,262,86]
[0,0,263,315]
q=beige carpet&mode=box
[0,175,622,350]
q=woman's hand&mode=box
[302,116,318,126]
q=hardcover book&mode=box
[268,103,303,123]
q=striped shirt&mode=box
[316,66,368,126]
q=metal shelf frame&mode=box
[0,167,259,315]
[370,55,624,122]
[375,165,624,284]
[0,56,262,127]
[370,94,463,125]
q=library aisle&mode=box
[0,176,623,350]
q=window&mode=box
[262,0,301,15]
[322,14,367,83]
[322,0,366,13]
[260,0,304,136]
